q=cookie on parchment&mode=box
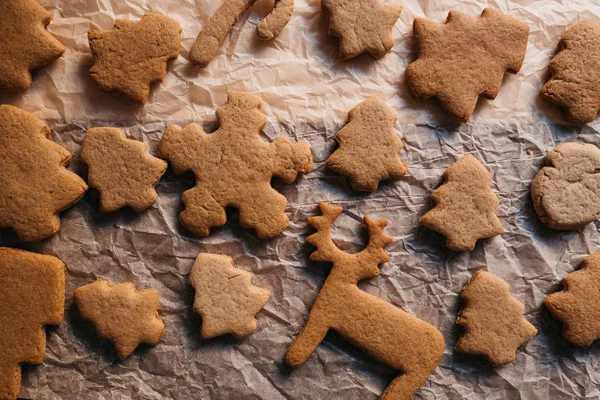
[322,0,402,60]
[189,0,294,67]
[89,13,181,104]
[0,0,65,92]
[74,280,165,360]
[541,20,600,123]
[81,127,167,213]
[327,97,407,191]
[0,247,65,400]
[405,8,529,122]
[158,91,313,239]
[420,155,503,251]
[545,251,600,347]
[257,0,294,40]
[0,105,88,242]
[531,142,600,230]
[286,203,444,400]
[456,270,537,366]
[189,253,271,339]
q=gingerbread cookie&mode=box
[420,155,503,251]
[89,13,181,104]
[327,97,407,191]
[541,20,600,123]
[321,0,401,60]
[189,0,294,67]
[531,142,600,230]
[456,270,537,366]
[81,127,167,213]
[0,247,65,400]
[0,0,65,92]
[257,0,294,40]
[74,280,165,359]
[189,253,271,339]
[0,105,88,242]
[546,251,600,347]
[159,92,312,239]
[286,203,445,400]
[405,8,529,122]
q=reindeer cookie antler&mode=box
[190,0,294,67]
[286,203,445,400]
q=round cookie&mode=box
[531,142,600,230]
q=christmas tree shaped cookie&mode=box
[81,128,167,213]
[159,92,313,239]
[406,8,529,122]
[88,13,181,104]
[0,0,65,91]
[456,270,537,365]
[0,105,88,242]
[321,0,402,60]
[74,280,165,359]
[420,155,503,251]
[546,252,600,347]
[189,253,271,339]
[327,97,407,191]
[541,20,600,123]
[0,248,65,400]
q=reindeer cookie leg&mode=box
[257,0,294,40]
[285,311,330,367]
[381,367,439,400]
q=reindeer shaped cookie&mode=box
[286,203,445,400]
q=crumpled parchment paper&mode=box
[2,0,600,398]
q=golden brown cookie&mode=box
[321,0,401,60]
[158,91,313,239]
[541,20,600,123]
[286,203,445,400]
[546,251,600,347]
[420,155,503,251]
[189,0,294,67]
[326,97,407,191]
[189,253,271,339]
[89,13,181,104]
[0,247,65,400]
[257,0,294,40]
[81,127,167,213]
[74,280,165,360]
[456,270,537,366]
[405,8,529,122]
[0,105,88,242]
[531,142,600,230]
[0,0,65,92]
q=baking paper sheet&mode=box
[2,0,600,398]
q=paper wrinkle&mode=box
[1,0,600,398]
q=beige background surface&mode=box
[1,0,600,399]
